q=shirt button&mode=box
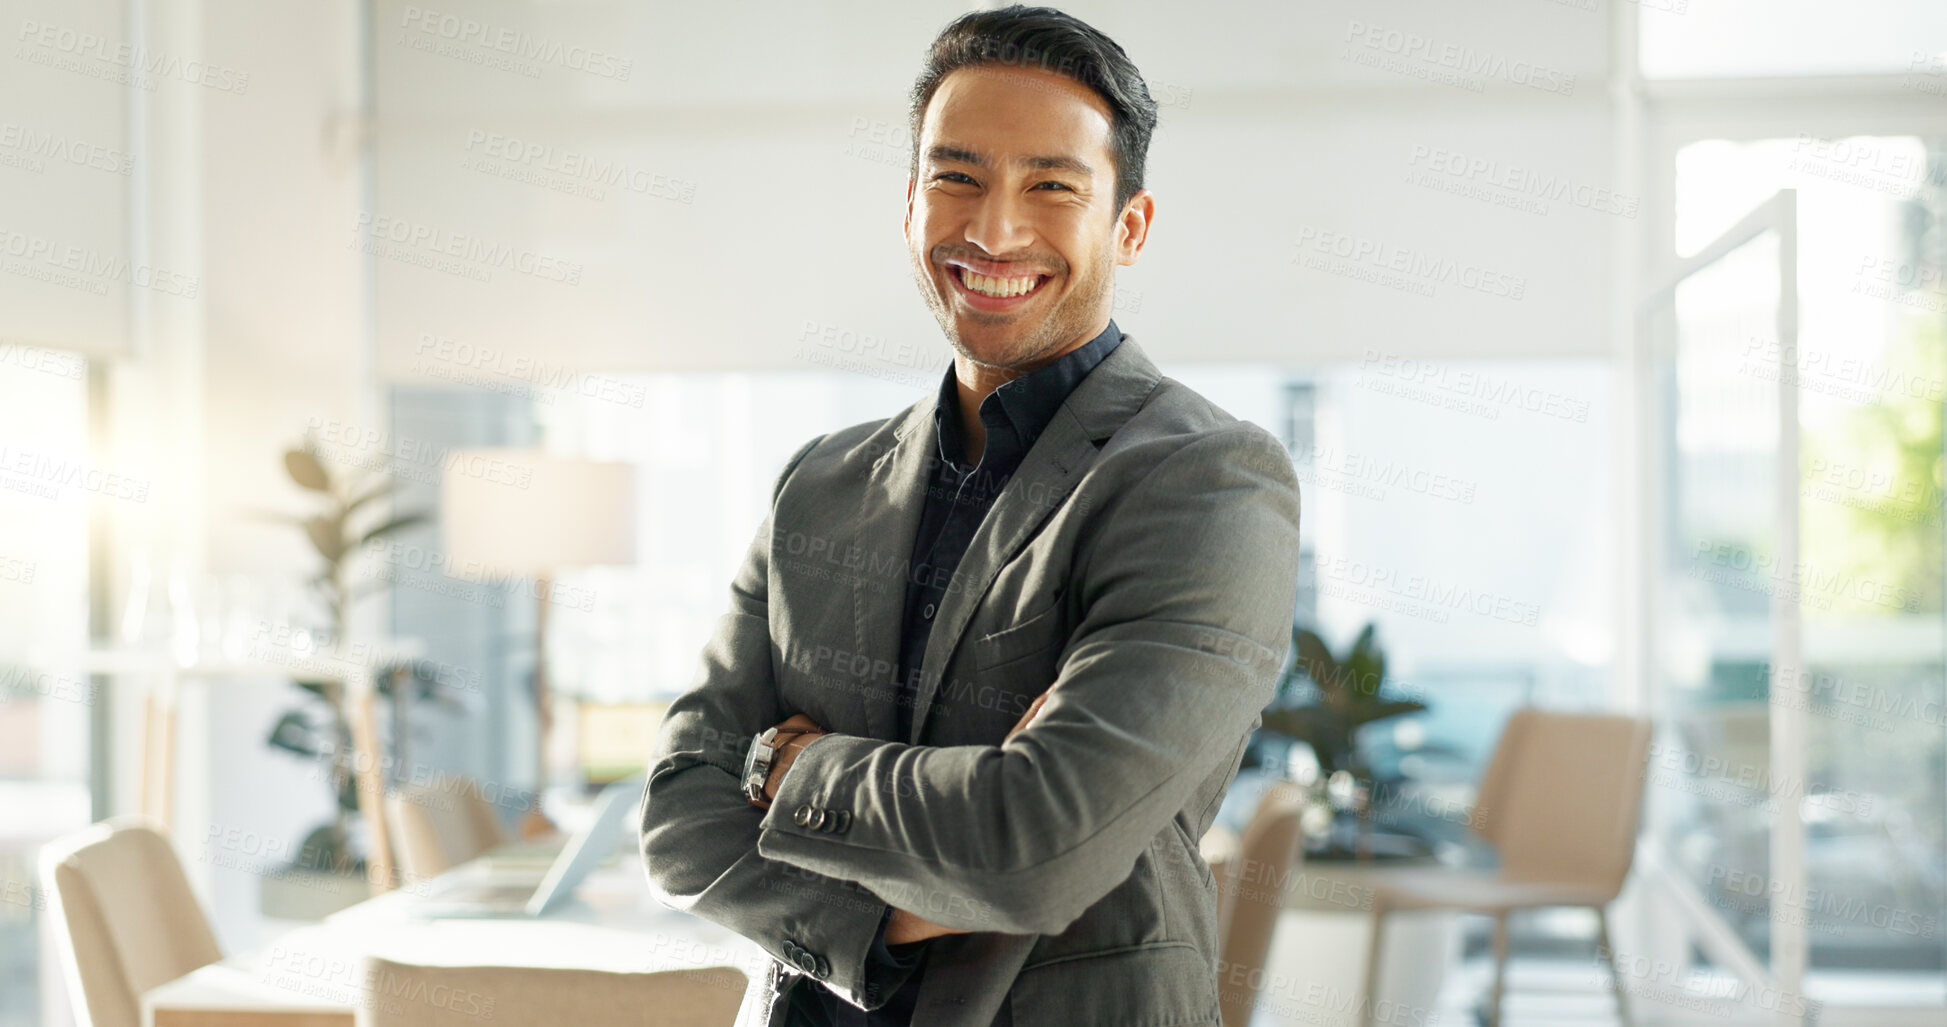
[922,603,936,619]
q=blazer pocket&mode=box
[969,593,1066,672]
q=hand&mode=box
[1005,690,1051,741]
[756,713,826,808]
[884,906,970,945]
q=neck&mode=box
[949,317,1109,465]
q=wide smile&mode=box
[943,260,1053,312]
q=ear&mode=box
[903,177,916,244]
[1114,189,1154,267]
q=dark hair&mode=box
[908,5,1159,217]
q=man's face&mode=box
[904,64,1150,374]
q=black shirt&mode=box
[787,320,1124,1026]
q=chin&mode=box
[951,323,1037,368]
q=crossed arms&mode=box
[637,426,1301,1010]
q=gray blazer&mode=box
[639,335,1303,1027]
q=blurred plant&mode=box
[258,437,429,876]
[1256,622,1425,781]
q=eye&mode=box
[935,172,976,184]
[1035,181,1072,191]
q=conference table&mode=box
[141,852,769,1027]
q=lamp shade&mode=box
[439,450,636,578]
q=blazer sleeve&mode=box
[637,431,918,1012]
[757,424,1303,936]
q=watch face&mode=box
[744,730,775,801]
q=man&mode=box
[639,7,1301,1025]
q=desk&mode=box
[143,857,768,1027]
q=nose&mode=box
[961,188,1033,258]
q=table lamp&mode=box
[440,450,637,838]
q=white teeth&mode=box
[960,269,1040,298]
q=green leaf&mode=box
[344,480,399,519]
[357,512,429,547]
[294,679,335,700]
[240,508,309,525]
[1294,628,1338,692]
[304,514,346,562]
[285,449,331,491]
[1348,700,1426,728]
[1349,622,1377,664]
[266,711,324,757]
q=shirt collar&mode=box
[933,319,1123,471]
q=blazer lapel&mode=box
[904,335,1162,745]
[849,397,936,742]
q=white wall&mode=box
[364,0,1629,380]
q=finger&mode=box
[1007,691,1051,738]
[775,713,823,732]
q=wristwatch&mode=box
[742,727,800,807]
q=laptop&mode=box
[411,774,644,918]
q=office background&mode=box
[1,0,1944,1024]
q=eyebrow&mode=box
[925,144,1093,177]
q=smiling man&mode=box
[639,7,1302,1026]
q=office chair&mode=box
[41,819,224,1027]
[356,957,746,1027]
[1363,709,1653,1027]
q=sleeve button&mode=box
[794,804,814,827]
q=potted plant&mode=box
[1234,624,1463,1021]
[257,438,429,913]
[1251,622,1429,860]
